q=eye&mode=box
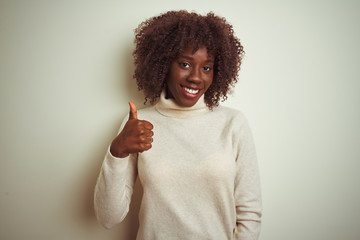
[203,66,212,72]
[179,62,190,69]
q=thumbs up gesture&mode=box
[110,102,154,158]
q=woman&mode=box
[94,10,262,240]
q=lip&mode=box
[180,85,201,99]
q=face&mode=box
[166,46,214,107]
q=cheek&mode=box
[205,75,214,89]
[167,66,181,84]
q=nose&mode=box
[187,67,201,84]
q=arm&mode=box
[94,102,153,229]
[94,150,138,229]
[233,114,262,240]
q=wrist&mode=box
[110,146,129,158]
[110,139,129,158]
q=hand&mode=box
[110,102,154,158]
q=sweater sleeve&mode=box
[94,117,138,229]
[233,113,262,240]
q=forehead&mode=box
[179,45,214,60]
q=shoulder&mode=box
[119,104,156,128]
[117,105,156,132]
[211,105,254,137]
[213,106,256,148]
[136,104,157,119]
[212,105,248,122]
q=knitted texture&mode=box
[94,91,262,240]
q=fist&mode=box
[110,102,154,158]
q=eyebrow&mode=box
[178,55,214,63]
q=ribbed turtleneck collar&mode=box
[154,90,209,118]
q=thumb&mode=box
[128,101,138,120]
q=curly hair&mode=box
[133,10,244,108]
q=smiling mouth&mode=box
[182,86,200,95]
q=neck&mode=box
[155,89,209,118]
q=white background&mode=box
[1,0,359,239]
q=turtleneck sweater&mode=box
[94,91,262,240]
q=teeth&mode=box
[184,87,199,94]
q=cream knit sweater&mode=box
[94,91,262,240]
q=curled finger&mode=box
[140,143,152,151]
